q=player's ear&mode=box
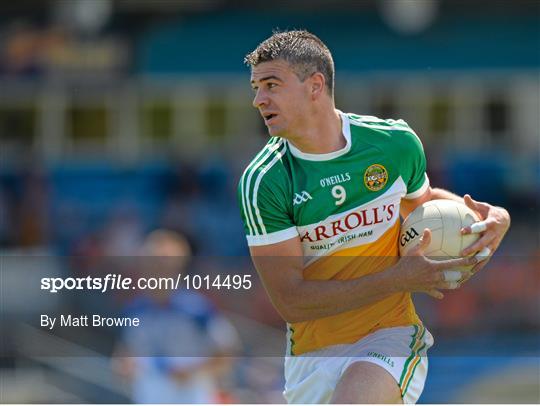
[310,72,325,100]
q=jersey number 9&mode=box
[332,185,346,206]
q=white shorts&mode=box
[283,325,433,404]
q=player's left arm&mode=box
[396,121,510,276]
[401,186,511,277]
[401,186,471,218]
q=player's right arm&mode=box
[249,236,393,323]
[249,230,477,323]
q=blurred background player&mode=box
[113,230,240,403]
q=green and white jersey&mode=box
[238,111,429,259]
[238,111,429,355]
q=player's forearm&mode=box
[275,270,399,323]
[429,189,484,220]
[430,188,463,203]
[401,187,466,218]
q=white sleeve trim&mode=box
[404,174,430,199]
[246,227,299,246]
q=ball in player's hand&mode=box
[399,199,481,282]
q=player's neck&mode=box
[287,108,344,154]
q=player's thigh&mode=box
[331,361,403,404]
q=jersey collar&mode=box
[287,111,351,161]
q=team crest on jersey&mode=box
[364,164,388,191]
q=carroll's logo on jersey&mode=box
[293,191,312,206]
[364,164,388,192]
[299,204,396,242]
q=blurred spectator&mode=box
[113,230,240,403]
[1,21,43,77]
[0,183,14,246]
[160,163,202,250]
[160,160,246,256]
[17,167,50,247]
[101,207,145,257]
[1,18,126,78]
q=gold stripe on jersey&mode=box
[289,222,420,355]
[297,176,406,261]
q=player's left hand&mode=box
[459,194,511,282]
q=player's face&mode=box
[250,60,311,137]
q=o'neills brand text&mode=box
[320,172,351,188]
[300,204,396,242]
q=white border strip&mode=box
[240,138,282,235]
[404,174,430,199]
[287,111,351,161]
[246,227,299,246]
[252,142,288,234]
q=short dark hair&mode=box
[245,30,335,96]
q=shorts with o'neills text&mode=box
[283,325,433,404]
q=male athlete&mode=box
[238,30,510,403]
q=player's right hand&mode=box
[391,229,479,299]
